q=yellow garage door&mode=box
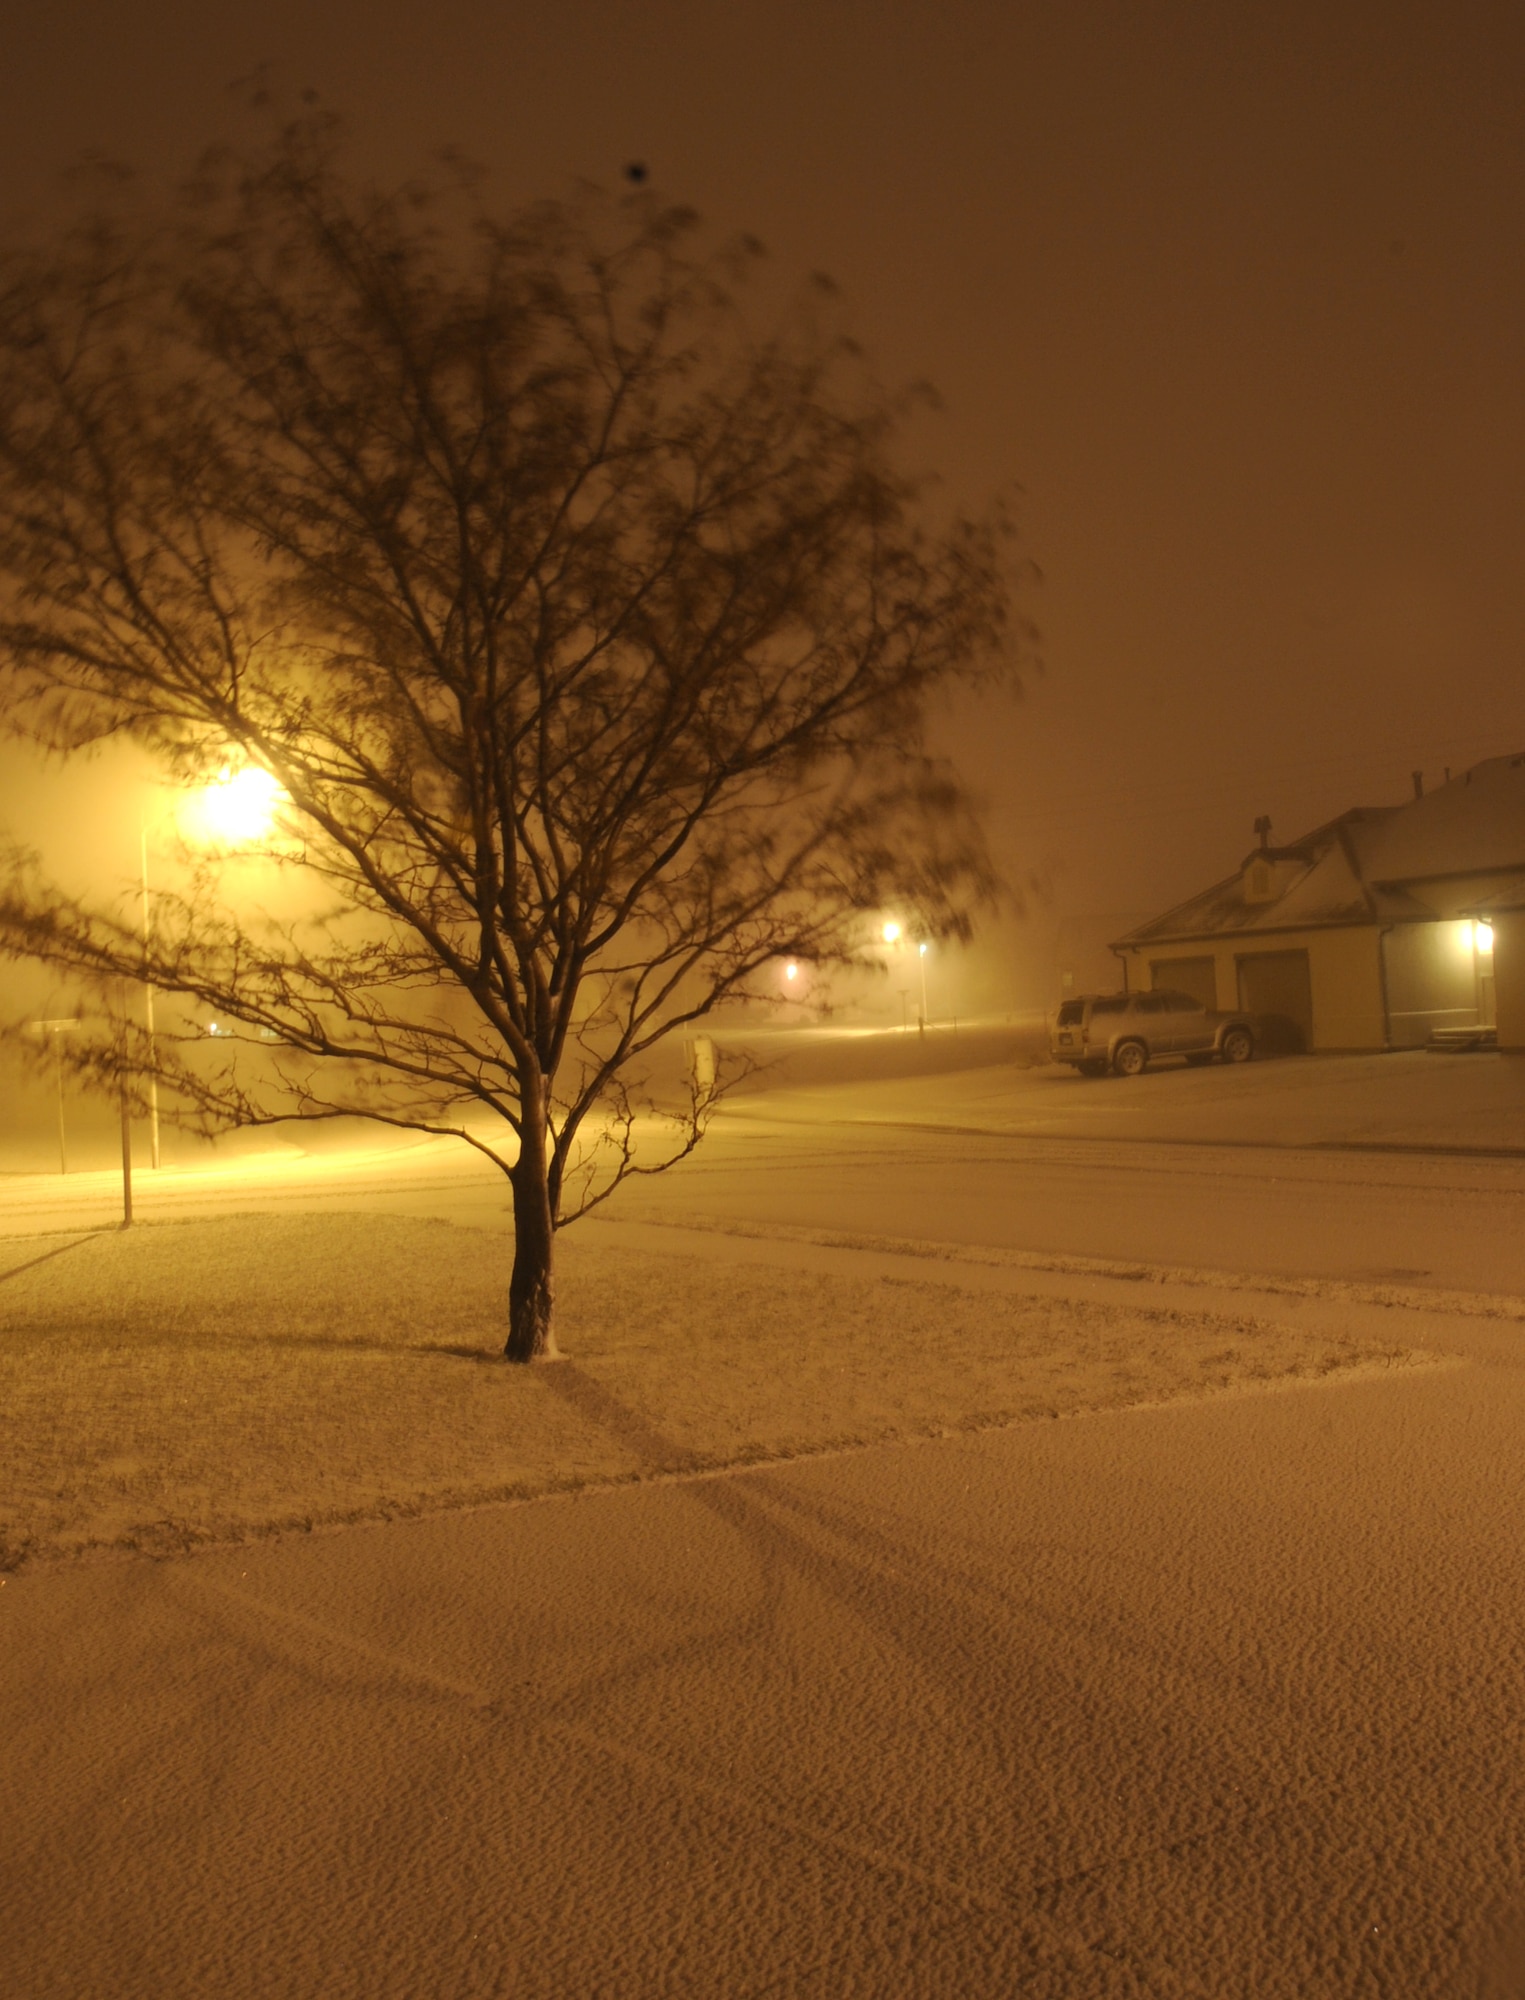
[1236,949,1313,1052]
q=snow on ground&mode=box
[7,1048,1525,1996]
[0,1208,1440,1570]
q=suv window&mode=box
[1056,1000,1084,1026]
[1156,990,1206,1012]
[1089,997,1127,1017]
[1136,994,1170,1014]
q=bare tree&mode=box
[0,120,1020,1360]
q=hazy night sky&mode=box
[4,0,1525,995]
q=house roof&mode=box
[1113,754,1525,950]
[1349,752,1525,883]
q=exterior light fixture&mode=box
[785,962,798,981]
[882,920,901,944]
[1476,920,1495,955]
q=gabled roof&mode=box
[1114,753,1525,950]
[1114,810,1394,948]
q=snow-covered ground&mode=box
[736,1037,1525,1153]
[0,1206,1439,1570]
[6,1044,1525,1994]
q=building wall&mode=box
[1381,919,1487,1046]
[1126,924,1387,1050]
[1493,912,1525,1051]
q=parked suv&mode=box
[1050,989,1255,1076]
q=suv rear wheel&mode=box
[1112,1039,1148,1077]
[1221,1027,1253,1064]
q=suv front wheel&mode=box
[1112,1039,1148,1077]
[1221,1026,1253,1064]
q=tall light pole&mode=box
[918,941,929,1029]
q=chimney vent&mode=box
[1412,770,1424,799]
[1253,814,1272,851]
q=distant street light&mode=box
[882,920,901,945]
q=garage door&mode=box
[1236,949,1313,1052]
[1149,956,1217,1010]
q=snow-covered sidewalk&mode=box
[6,1319,1523,1996]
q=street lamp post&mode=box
[918,941,929,1030]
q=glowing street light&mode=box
[189,765,287,846]
[784,961,799,982]
[882,920,901,945]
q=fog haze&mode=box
[4,0,1524,996]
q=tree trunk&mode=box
[505,1083,559,1362]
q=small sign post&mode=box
[26,1019,80,1175]
[118,1072,133,1228]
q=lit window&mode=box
[1476,921,1495,956]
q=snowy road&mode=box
[616,1113,1525,1298]
[11,1088,1525,1299]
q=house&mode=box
[1111,754,1525,1052]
